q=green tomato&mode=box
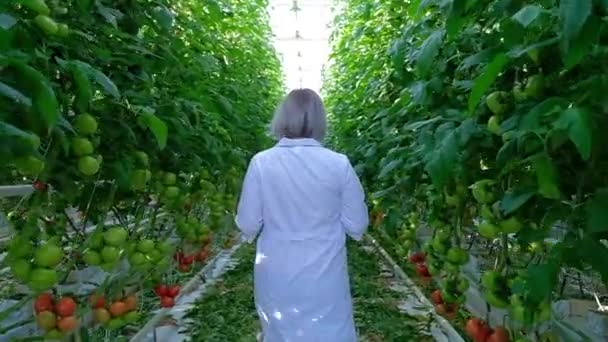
[73,114,98,135]
[34,15,58,35]
[524,75,544,98]
[499,216,523,234]
[470,180,495,204]
[131,169,149,191]
[480,205,494,221]
[129,252,147,266]
[101,246,120,263]
[457,278,469,292]
[486,91,509,115]
[163,172,177,185]
[446,247,469,265]
[15,155,45,176]
[136,239,155,253]
[431,238,447,254]
[78,156,100,176]
[478,220,500,239]
[8,236,34,259]
[83,250,102,266]
[10,259,31,282]
[56,23,69,37]
[485,291,509,308]
[487,115,502,135]
[164,186,180,198]
[71,138,94,156]
[103,227,128,246]
[481,271,502,290]
[513,83,527,102]
[123,311,140,323]
[22,0,51,15]
[134,151,149,167]
[33,243,63,268]
[106,318,125,329]
[28,268,58,291]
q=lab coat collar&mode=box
[277,137,321,147]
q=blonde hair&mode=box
[270,89,327,141]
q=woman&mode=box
[235,88,369,342]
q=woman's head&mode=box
[270,88,327,141]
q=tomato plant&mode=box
[325,0,608,339]
[1,0,282,339]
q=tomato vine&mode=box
[325,0,608,340]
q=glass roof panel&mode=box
[268,0,332,94]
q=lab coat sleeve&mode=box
[235,157,263,243]
[340,158,369,241]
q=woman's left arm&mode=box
[235,156,263,243]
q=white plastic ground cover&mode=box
[364,236,466,342]
[129,240,243,342]
[0,184,34,198]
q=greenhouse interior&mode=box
[0,0,607,341]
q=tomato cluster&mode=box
[154,284,181,308]
[90,293,140,330]
[34,293,79,339]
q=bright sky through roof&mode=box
[268,0,333,94]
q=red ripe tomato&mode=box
[109,301,127,317]
[167,285,180,298]
[408,252,426,263]
[90,294,106,309]
[487,326,510,342]
[431,290,443,304]
[154,285,168,297]
[57,316,79,332]
[181,255,194,265]
[466,318,492,342]
[34,293,55,313]
[55,297,77,317]
[160,296,175,308]
[33,181,48,192]
[178,264,190,272]
[124,295,138,312]
[415,264,431,277]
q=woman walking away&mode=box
[235,88,369,342]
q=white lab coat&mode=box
[235,137,369,342]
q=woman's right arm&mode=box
[340,157,369,240]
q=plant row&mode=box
[325,0,608,341]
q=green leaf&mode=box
[468,53,509,114]
[424,124,459,188]
[57,59,119,99]
[500,188,535,215]
[586,188,608,234]
[12,62,59,128]
[446,0,466,38]
[496,137,518,167]
[512,5,542,27]
[520,98,567,132]
[560,0,592,41]
[561,15,601,69]
[525,261,560,302]
[151,6,174,30]
[552,107,592,160]
[531,153,560,199]
[0,81,32,106]
[570,237,608,284]
[0,13,17,30]
[378,158,402,179]
[416,30,444,77]
[137,111,168,150]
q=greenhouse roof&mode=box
[268,0,333,94]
